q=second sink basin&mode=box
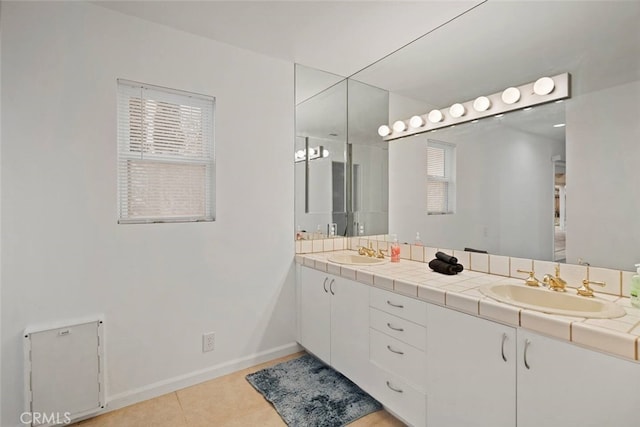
[480,283,626,319]
[327,253,387,266]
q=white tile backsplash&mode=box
[588,266,622,296]
[470,252,489,273]
[452,250,471,269]
[559,263,588,289]
[510,257,533,278]
[489,255,510,276]
[532,260,556,281]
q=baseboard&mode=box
[76,342,302,422]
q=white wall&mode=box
[389,126,563,260]
[1,2,296,425]
[566,80,640,270]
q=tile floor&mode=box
[73,352,405,427]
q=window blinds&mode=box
[427,143,453,214]
[117,80,215,223]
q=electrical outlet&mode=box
[202,332,215,352]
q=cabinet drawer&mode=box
[370,328,426,392]
[369,363,426,427]
[370,307,426,351]
[370,287,427,326]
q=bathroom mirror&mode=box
[348,0,640,270]
[295,64,389,238]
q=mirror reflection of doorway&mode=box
[554,161,566,262]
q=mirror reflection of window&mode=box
[427,140,456,215]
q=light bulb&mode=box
[377,125,391,137]
[449,103,466,118]
[502,87,521,104]
[473,96,491,112]
[392,120,407,132]
[409,115,425,128]
[428,109,443,123]
[322,149,329,157]
[533,77,555,95]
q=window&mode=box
[427,140,455,215]
[117,80,215,223]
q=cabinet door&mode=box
[426,304,516,427]
[330,277,371,389]
[299,267,331,363]
[517,330,640,427]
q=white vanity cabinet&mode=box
[368,288,428,427]
[426,304,640,427]
[298,266,370,388]
[517,330,640,427]
[426,304,516,427]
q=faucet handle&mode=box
[517,269,542,287]
[577,279,605,297]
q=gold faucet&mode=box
[577,279,606,297]
[358,242,376,257]
[542,266,567,292]
[376,249,386,259]
[517,270,542,287]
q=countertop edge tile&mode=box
[394,279,418,297]
[571,322,637,360]
[445,292,480,315]
[520,310,573,341]
[479,299,520,326]
[417,285,446,305]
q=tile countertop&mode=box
[296,250,640,362]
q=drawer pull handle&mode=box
[501,333,508,362]
[322,278,328,293]
[387,345,404,355]
[386,381,403,393]
[524,339,531,370]
[329,279,335,295]
[386,300,404,308]
[387,323,404,332]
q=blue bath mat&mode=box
[246,354,382,427]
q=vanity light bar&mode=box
[381,73,570,141]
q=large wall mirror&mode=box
[296,0,640,270]
[346,0,640,271]
[295,64,389,238]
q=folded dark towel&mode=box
[429,259,464,275]
[435,251,458,265]
[464,247,488,254]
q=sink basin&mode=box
[327,253,387,266]
[480,283,626,319]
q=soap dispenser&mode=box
[631,264,640,308]
[390,234,401,263]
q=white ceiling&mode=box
[94,0,483,77]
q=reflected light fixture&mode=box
[553,123,566,128]
[392,120,407,132]
[294,146,329,162]
[409,115,425,128]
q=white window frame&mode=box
[117,79,215,224]
[427,140,456,215]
